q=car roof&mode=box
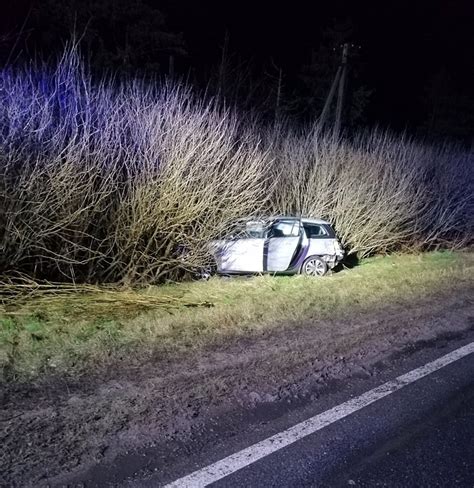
[269,216,331,225]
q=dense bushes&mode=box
[268,128,473,256]
[0,51,269,283]
[0,50,472,283]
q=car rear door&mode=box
[266,220,302,272]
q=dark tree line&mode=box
[1,0,472,140]
[4,0,186,74]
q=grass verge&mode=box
[1,251,473,382]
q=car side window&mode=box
[269,221,301,238]
[304,224,328,238]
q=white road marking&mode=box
[164,341,474,488]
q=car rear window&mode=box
[304,224,328,238]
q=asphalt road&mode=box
[145,339,474,488]
[69,334,474,488]
[326,380,474,487]
[207,348,474,488]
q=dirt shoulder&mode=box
[1,283,473,487]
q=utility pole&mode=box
[334,43,349,138]
[275,66,282,121]
[319,66,341,128]
[319,42,350,137]
[218,30,229,97]
[168,54,175,78]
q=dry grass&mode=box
[1,251,472,381]
[0,277,213,314]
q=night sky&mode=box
[2,0,474,137]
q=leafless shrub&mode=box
[267,126,473,257]
[0,49,269,283]
[0,47,472,285]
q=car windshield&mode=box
[245,221,266,238]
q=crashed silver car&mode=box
[210,217,344,276]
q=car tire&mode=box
[301,256,328,277]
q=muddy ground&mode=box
[1,286,473,487]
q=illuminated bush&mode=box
[0,49,269,283]
[0,48,472,283]
[267,126,473,257]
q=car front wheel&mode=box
[301,256,328,277]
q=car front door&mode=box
[217,238,265,272]
[266,220,302,272]
[212,221,266,273]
